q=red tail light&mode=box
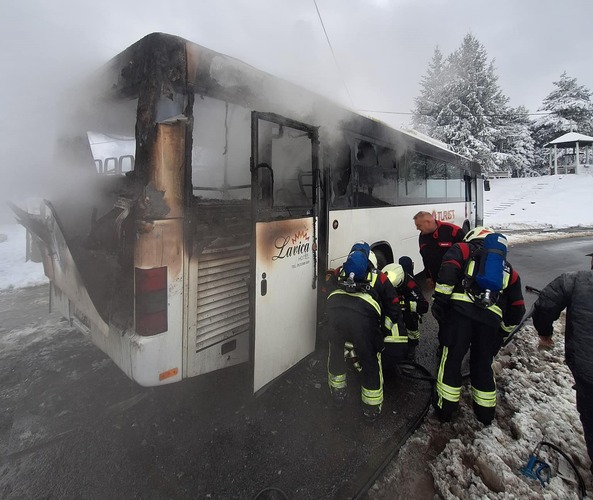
[135,267,168,336]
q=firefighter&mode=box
[431,227,525,425]
[326,243,404,421]
[413,211,466,290]
[382,262,428,364]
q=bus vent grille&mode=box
[195,246,250,351]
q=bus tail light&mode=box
[135,267,168,336]
[159,367,179,381]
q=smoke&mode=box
[2,0,593,224]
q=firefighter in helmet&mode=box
[326,244,404,421]
[383,261,429,364]
[431,227,525,425]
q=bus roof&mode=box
[89,32,481,175]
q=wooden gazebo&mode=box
[545,132,593,175]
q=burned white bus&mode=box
[15,33,484,392]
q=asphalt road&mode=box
[0,289,433,499]
[1,235,591,499]
[508,235,593,310]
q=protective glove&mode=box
[431,299,447,323]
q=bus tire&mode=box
[373,249,388,270]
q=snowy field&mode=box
[485,173,593,234]
[2,174,593,498]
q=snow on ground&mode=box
[485,173,593,235]
[0,223,46,290]
[2,174,593,498]
[371,321,593,500]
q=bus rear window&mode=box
[88,131,135,175]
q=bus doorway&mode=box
[250,112,320,394]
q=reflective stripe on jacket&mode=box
[328,271,381,316]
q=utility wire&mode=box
[313,0,355,109]
[358,109,554,117]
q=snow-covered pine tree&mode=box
[492,106,535,177]
[411,46,445,135]
[411,33,532,176]
[531,72,593,173]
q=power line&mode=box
[313,0,355,109]
[358,109,553,117]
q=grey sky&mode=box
[1,0,592,206]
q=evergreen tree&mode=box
[411,46,445,134]
[439,36,507,171]
[411,33,533,175]
[492,106,535,177]
[531,72,593,172]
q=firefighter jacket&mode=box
[433,241,525,330]
[418,220,466,282]
[327,267,404,327]
[532,270,593,383]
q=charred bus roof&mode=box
[90,32,480,175]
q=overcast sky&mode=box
[1,0,592,207]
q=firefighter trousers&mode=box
[327,307,383,408]
[435,309,500,425]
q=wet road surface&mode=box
[0,286,433,499]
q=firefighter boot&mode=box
[362,403,382,422]
[330,387,348,409]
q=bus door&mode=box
[464,172,478,227]
[250,112,319,394]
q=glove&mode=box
[431,300,447,323]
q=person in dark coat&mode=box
[431,227,525,425]
[413,211,466,290]
[532,251,593,477]
[326,244,404,421]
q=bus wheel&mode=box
[463,221,471,234]
[373,249,387,270]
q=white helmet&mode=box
[464,226,495,243]
[382,263,405,287]
[368,250,378,269]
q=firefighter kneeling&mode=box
[431,227,525,425]
[326,242,404,421]
[382,260,428,366]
